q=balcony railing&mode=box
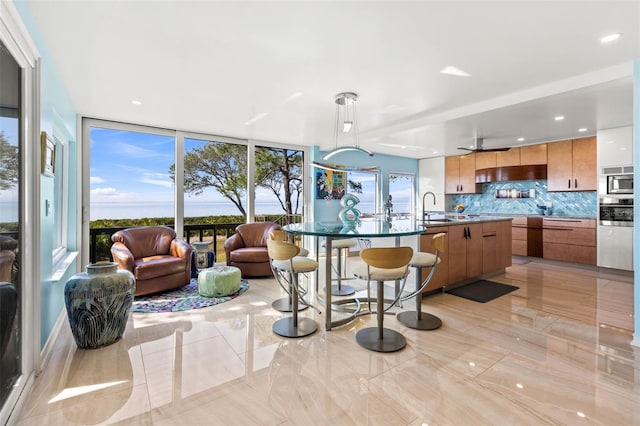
[89,214,302,264]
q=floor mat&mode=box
[445,280,519,303]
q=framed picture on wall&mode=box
[41,131,55,177]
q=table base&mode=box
[330,284,356,296]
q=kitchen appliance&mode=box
[599,197,633,226]
[597,197,633,271]
[606,173,633,195]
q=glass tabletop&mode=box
[283,218,426,238]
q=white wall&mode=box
[418,157,445,217]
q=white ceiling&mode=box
[25,1,639,158]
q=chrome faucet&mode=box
[422,191,436,220]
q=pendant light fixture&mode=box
[322,92,373,160]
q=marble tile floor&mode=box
[17,258,639,425]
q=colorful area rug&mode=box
[132,279,249,313]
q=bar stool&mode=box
[322,238,357,296]
[397,233,446,330]
[269,230,310,313]
[267,238,319,338]
[353,246,413,352]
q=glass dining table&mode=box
[282,218,426,330]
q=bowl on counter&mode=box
[454,206,465,213]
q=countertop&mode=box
[420,212,596,227]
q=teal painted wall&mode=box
[14,2,79,348]
[311,147,419,222]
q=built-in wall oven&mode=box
[599,197,633,226]
[598,197,633,271]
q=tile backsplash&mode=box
[451,180,597,217]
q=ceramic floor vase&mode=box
[64,261,135,349]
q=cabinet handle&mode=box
[460,184,463,192]
[568,179,571,188]
[575,179,578,189]
[463,226,468,239]
[483,233,497,238]
[467,226,471,239]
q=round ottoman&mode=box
[198,266,241,297]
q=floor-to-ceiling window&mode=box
[389,172,415,215]
[345,170,378,216]
[83,120,306,264]
[0,41,22,413]
[254,145,303,224]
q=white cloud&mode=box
[115,142,170,159]
[90,187,120,196]
[90,176,105,184]
[139,173,174,188]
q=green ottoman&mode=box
[197,266,241,297]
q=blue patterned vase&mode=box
[64,261,135,349]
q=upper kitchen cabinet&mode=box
[519,144,547,165]
[445,153,478,194]
[547,137,596,191]
[597,126,632,168]
[475,151,496,170]
[496,147,520,167]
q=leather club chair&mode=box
[224,222,281,277]
[111,226,192,296]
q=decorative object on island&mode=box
[322,92,373,160]
[64,261,135,349]
[338,193,361,226]
[192,241,213,271]
[197,266,241,297]
[454,204,465,213]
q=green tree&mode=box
[0,132,19,190]
[170,143,303,219]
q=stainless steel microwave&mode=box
[607,174,633,194]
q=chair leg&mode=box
[272,271,318,338]
[397,266,442,330]
[355,280,406,353]
[331,247,355,296]
[272,270,309,313]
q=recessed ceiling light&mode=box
[600,33,621,43]
[554,116,565,121]
[440,66,471,77]
[578,128,587,132]
[517,137,525,142]
[432,151,438,154]
[131,100,142,105]
[469,145,474,148]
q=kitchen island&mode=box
[419,215,513,293]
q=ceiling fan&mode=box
[457,137,511,152]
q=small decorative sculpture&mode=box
[339,193,361,226]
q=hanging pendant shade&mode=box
[322,92,373,160]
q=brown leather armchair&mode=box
[111,226,192,296]
[224,222,281,277]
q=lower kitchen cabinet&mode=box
[543,218,596,265]
[419,219,513,293]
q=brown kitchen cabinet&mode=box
[482,221,513,273]
[496,147,520,167]
[475,151,496,170]
[511,216,528,256]
[418,228,450,292]
[447,223,483,284]
[520,144,547,165]
[547,137,596,191]
[445,153,477,194]
[542,218,596,265]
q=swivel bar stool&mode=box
[269,230,309,313]
[397,233,446,330]
[353,246,413,352]
[267,238,320,338]
[322,238,357,296]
